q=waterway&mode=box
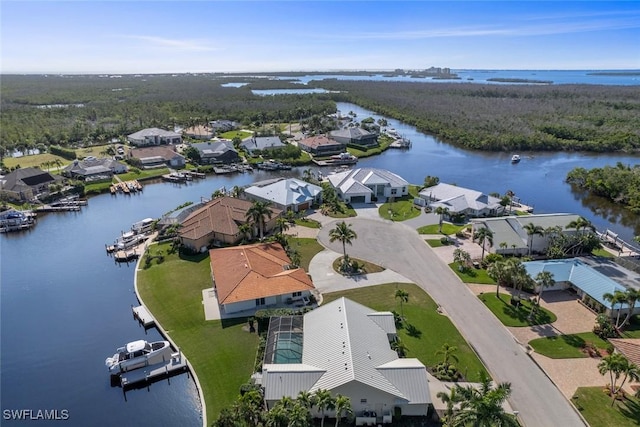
[1,103,638,426]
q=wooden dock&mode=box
[132,305,156,328]
[118,352,188,391]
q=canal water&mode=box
[1,103,638,426]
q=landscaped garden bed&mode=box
[479,292,557,327]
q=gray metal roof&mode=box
[245,178,322,207]
[420,183,502,212]
[328,168,408,196]
[128,127,180,139]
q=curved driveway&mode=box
[317,217,585,427]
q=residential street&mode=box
[316,217,586,427]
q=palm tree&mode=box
[506,258,528,299]
[329,221,357,263]
[276,216,290,235]
[391,337,408,357]
[535,271,555,304]
[566,216,595,235]
[296,390,316,411]
[453,248,471,270]
[231,185,244,198]
[437,387,461,426]
[603,290,627,329]
[487,259,510,298]
[313,389,335,427]
[435,206,450,233]
[395,288,409,319]
[598,352,640,406]
[436,343,459,366]
[238,223,252,243]
[333,394,353,427]
[523,222,545,256]
[246,200,273,241]
[473,227,494,260]
[449,372,518,427]
[620,288,640,329]
[287,401,311,427]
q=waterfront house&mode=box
[209,242,316,315]
[261,297,431,422]
[298,134,346,157]
[127,127,182,147]
[330,127,378,148]
[327,167,409,204]
[419,183,504,219]
[182,125,214,140]
[471,213,581,256]
[128,146,186,169]
[524,258,640,318]
[0,167,62,202]
[244,178,322,213]
[191,140,240,165]
[178,196,281,252]
[62,157,128,181]
[241,136,286,156]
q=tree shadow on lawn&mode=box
[498,297,554,325]
[405,323,422,338]
[221,316,250,329]
[618,397,640,425]
[179,251,209,263]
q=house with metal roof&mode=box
[244,178,322,213]
[419,183,504,219]
[261,297,431,422]
[240,136,286,155]
[471,213,581,256]
[178,196,282,252]
[0,167,63,202]
[330,127,378,148]
[191,140,240,165]
[209,242,315,315]
[127,127,182,147]
[524,258,640,317]
[62,157,128,181]
[327,168,409,204]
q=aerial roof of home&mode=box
[129,146,184,161]
[210,242,315,305]
[419,183,503,212]
[330,127,375,140]
[192,140,236,156]
[183,125,213,138]
[179,196,258,241]
[262,297,430,404]
[244,178,322,207]
[298,135,343,149]
[63,157,125,176]
[128,127,181,139]
[608,338,640,366]
[0,167,59,191]
[241,136,285,151]
[328,167,409,195]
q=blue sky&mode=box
[1,1,639,74]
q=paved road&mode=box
[317,217,586,427]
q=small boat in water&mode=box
[329,152,358,165]
[511,154,521,163]
[105,339,173,374]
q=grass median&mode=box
[137,242,259,425]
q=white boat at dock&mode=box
[105,339,173,375]
[329,152,358,165]
[0,209,37,233]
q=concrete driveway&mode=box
[316,217,586,427]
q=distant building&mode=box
[209,242,316,315]
[62,157,128,181]
[128,146,185,169]
[327,167,409,204]
[241,136,286,155]
[209,120,238,133]
[419,183,504,219]
[0,167,62,202]
[330,127,378,148]
[298,134,346,156]
[244,178,322,212]
[191,140,240,164]
[183,125,214,140]
[127,128,182,147]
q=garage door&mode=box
[350,196,366,203]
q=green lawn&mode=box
[293,217,321,228]
[592,248,615,258]
[288,237,324,272]
[119,167,170,182]
[572,387,640,427]
[346,138,393,158]
[137,243,259,425]
[326,204,357,218]
[332,256,385,275]
[529,332,610,359]
[426,238,453,248]
[4,153,68,170]
[417,223,467,235]
[479,293,557,327]
[322,283,488,382]
[219,130,253,140]
[449,262,496,284]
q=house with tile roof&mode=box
[128,146,186,169]
[127,127,182,147]
[261,297,431,422]
[419,183,504,219]
[298,134,346,156]
[183,125,214,140]
[244,178,322,213]
[241,136,286,155]
[178,196,282,252]
[330,127,378,148]
[191,140,240,165]
[327,168,409,204]
[524,258,640,318]
[62,157,128,181]
[209,242,316,315]
[471,213,582,256]
[0,167,63,201]
[609,339,640,366]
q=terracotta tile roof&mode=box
[210,243,315,304]
[129,145,183,161]
[299,135,342,149]
[179,197,256,240]
[609,338,640,366]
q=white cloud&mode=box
[120,35,219,52]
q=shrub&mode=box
[593,314,618,339]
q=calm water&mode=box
[2,101,639,426]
